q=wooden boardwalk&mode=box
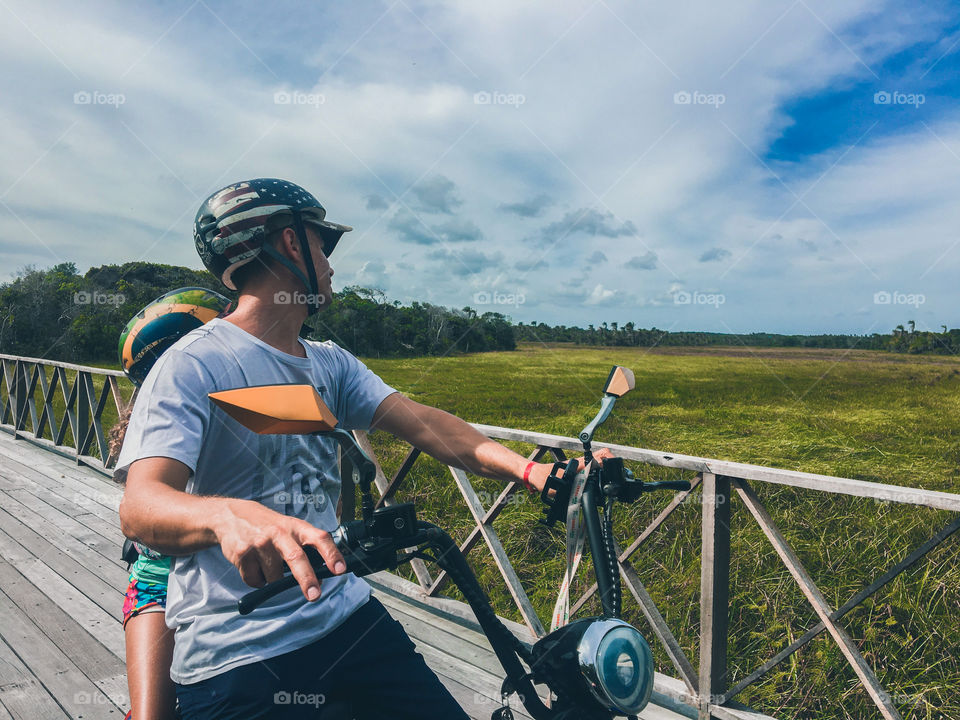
[0,431,691,720]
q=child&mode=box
[113,287,231,719]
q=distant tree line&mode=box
[515,320,960,354]
[0,262,954,362]
[0,263,515,363]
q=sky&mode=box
[1,0,959,334]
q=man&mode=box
[118,178,608,719]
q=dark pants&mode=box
[175,597,469,719]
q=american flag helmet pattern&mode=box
[193,178,352,290]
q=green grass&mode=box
[7,346,958,718]
[357,344,960,720]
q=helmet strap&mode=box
[258,210,322,316]
[291,208,322,316]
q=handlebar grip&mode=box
[238,562,336,615]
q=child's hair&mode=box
[109,404,134,484]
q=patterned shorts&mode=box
[122,578,168,627]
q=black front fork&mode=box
[580,479,620,619]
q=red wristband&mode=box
[522,461,537,492]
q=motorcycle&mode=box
[210,366,690,719]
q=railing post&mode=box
[76,370,90,462]
[13,359,28,436]
[699,472,731,719]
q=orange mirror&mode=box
[603,366,635,397]
[209,384,338,434]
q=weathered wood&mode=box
[0,354,125,377]
[0,553,127,705]
[473,425,960,513]
[698,473,731,719]
[448,466,545,638]
[12,362,28,434]
[617,545,699,693]
[367,571,535,648]
[374,445,421,509]
[2,488,127,578]
[0,632,68,720]
[0,504,125,615]
[75,371,91,461]
[33,365,59,443]
[54,370,77,449]
[427,446,549,597]
[352,430,434,589]
[722,513,960,703]
[0,526,125,660]
[0,587,124,717]
[0,434,122,501]
[733,479,902,720]
[18,363,39,436]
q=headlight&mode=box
[578,618,654,714]
[530,617,654,717]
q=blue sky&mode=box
[1,0,959,334]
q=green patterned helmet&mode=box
[118,287,230,385]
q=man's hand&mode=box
[525,447,616,493]
[214,499,346,602]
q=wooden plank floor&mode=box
[0,431,690,720]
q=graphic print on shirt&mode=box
[254,432,340,525]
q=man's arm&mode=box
[369,393,611,490]
[119,457,345,602]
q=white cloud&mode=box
[0,0,957,334]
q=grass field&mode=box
[4,344,958,719]
[357,344,960,720]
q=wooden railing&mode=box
[4,354,959,719]
[351,425,960,720]
[0,354,134,473]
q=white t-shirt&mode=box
[115,318,397,684]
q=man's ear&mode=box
[275,227,303,265]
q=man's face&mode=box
[303,224,334,310]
